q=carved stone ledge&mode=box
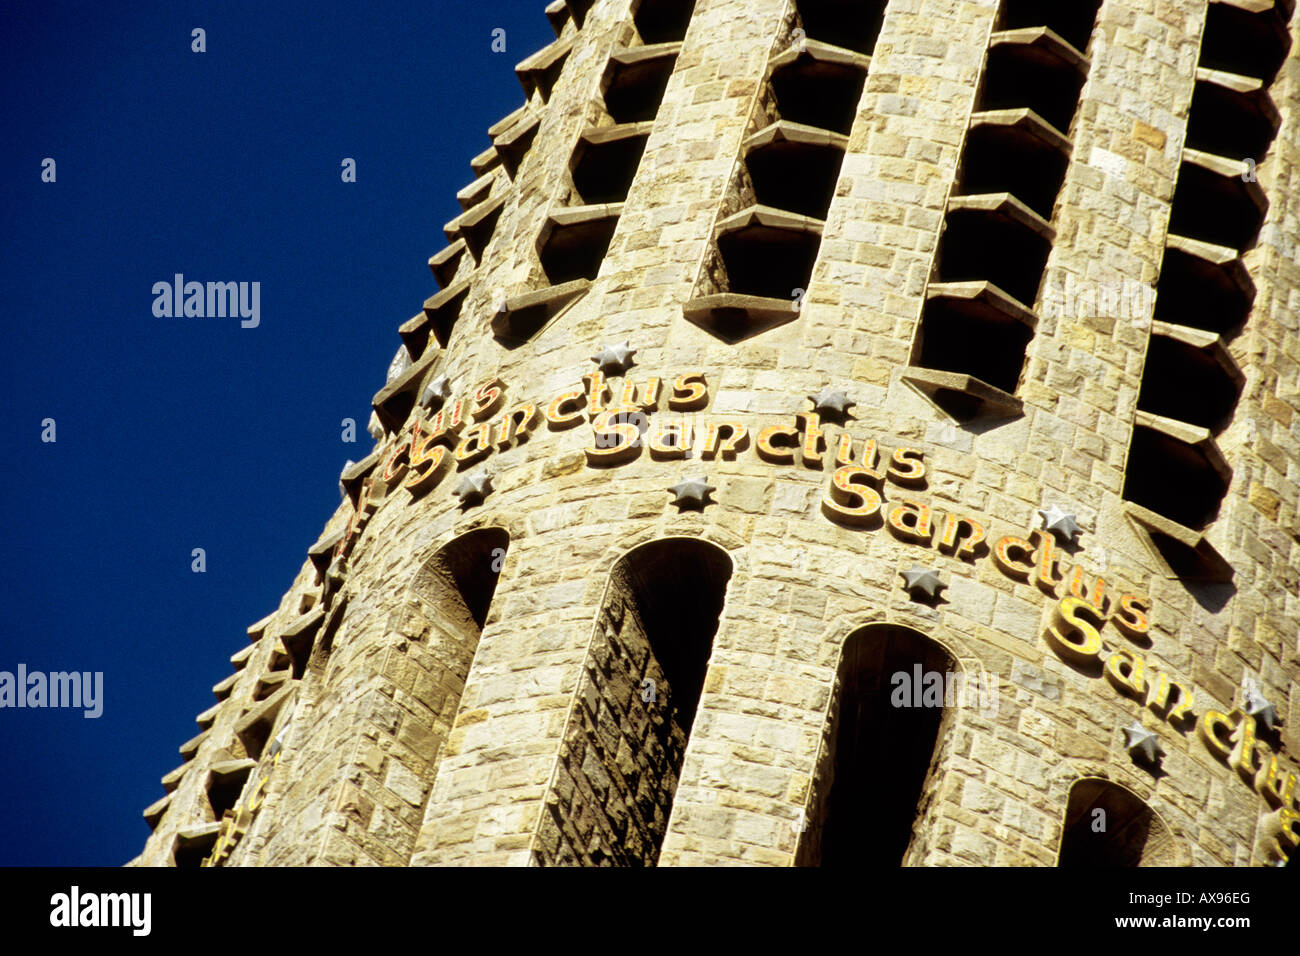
[234,684,296,761]
[160,763,189,793]
[1124,501,1234,583]
[427,239,467,290]
[142,793,173,830]
[901,367,1024,422]
[683,293,801,343]
[516,35,573,101]
[491,279,591,345]
[372,344,441,432]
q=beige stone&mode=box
[135,0,1300,870]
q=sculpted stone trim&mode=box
[142,793,171,831]
[427,238,467,289]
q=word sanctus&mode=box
[370,369,931,495]
[344,370,1152,622]
[1045,595,1299,862]
[341,365,1299,861]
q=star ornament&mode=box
[453,471,493,508]
[591,342,637,375]
[900,565,944,600]
[1242,679,1279,732]
[808,387,855,423]
[1123,721,1165,766]
[421,375,452,409]
[386,345,412,385]
[268,725,290,759]
[667,477,716,512]
[1039,504,1083,543]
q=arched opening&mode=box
[536,537,733,866]
[633,0,696,45]
[799,624,957,866]
[410,528,510,637]
[400,528,509,845]
[1057,778,1185,866]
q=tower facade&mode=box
[135,0,1300,867]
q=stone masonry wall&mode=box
[136,0,1300,868]
[534,576,686,865]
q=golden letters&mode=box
[1104,649,1146,700]
[545,389,585,429]
[586,409,645,465]
[343,366,1300,855]
[1146,671,1195,727]
[821,465,883,527]
[405,422,450,493]
[993,536,1035,581]
[668,373,708,411]
[887,501,934,544]
[938,514,985,561]
[1032,530,1064,593]
[699,422,748,459]
[1040,593,1298,832]
[1198,709,1236,761]
[1044,596,1104,663]
[1113,593,1152,640]
[203,750,282,867]
[756,423,799,464]
[887,447,926,485]
[471,377,505,420]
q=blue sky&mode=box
[0,0,554,866]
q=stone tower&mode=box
[135,0,1300,867]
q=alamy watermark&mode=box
[890,663,998,718]
[152,274,260,328]
[50,887,150,936]
[0,665,103,718]
[1039,275,1156,323]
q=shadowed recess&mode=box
[1058,778,1186,866]
[794,0,888,54]
[802,624,955,866]
[634,0,697,44]
[996,0,1101,53]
